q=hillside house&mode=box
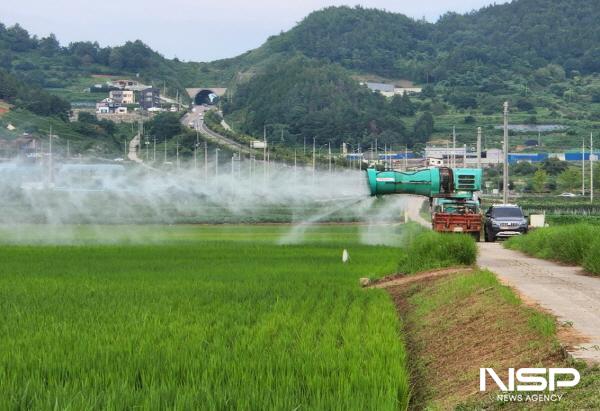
[109,90,135,105]
[139,87,161,110]
[96,98,127,114]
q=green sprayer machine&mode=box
[366,167,484,240]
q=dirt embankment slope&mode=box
[382,269,599,410]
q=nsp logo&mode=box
[480,368,580,392]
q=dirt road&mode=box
[478,243,600,364]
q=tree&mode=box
[541,158,568,175]
[556,168,582,192]
[516,99,534,112]
[413,112,434,143]
[513,162,537,175]
[147,113,182,139]
[390,92,415,116]
[39,34,60,57]
[5,24,36,52]
[532,169,548,193]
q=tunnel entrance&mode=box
[194,89,219,105]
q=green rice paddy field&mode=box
[0,225,411,410]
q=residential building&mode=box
[95,98,127,114]
[138,87,161,110]
[109,90,135,105]
[111,79,140,89]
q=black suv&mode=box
[484,204,528,242]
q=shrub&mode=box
[506,224,600,274]
[583,238,600,275]
[398,231,477,273]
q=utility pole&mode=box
[294,149,297,178]
[263,125,267,184]
[452,126,456,168]
[124,139,127,157]
[194,134,199,170]
[153,137,156,162]
[67,140,70,159]
[445,141,449,166]
[328,142,332,174]
[582,137,586,196]
[591,132,594,204]
[503,101,509,204]
[463,144,467,167]
[204,141,208,181]
[215,148,219,177]
[176,141,180,169]
[312,137,316,178]
[164,138,167,163]
[48,126,53,185]
[404,146,408,171]
[477,127,482,170]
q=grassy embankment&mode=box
[388,269,600,410]
[505,224,600,275]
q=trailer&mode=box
[431,198,482,241]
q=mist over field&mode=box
[0,159,409,244]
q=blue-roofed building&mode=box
[564,152,600,161]
[378,152,416,160]
[508,153,548,163]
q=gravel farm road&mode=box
[477,243,600,364]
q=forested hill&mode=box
[3,0,600,153]
[0,23,227,93]
[265,0,600,83]
[222,0,600,150]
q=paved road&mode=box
[181,106,255,155]
[478,243,600,364]
[127,134,142,163]
[405,195,430,228]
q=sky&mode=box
[0,0,510,62]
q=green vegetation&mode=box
[220,0,600,150]
[0,23,213,95]
[0,225,410,410]
[269,2,600,82]
[0,68,70,118]
[225,55,427,148]
[5,0,600,154]
[397,230,477,273]
[393,269,599,409]
[0,108,131,156]
[505,224,600,274]
[546,215,600,225]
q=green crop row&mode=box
[0,223,482,409]
[546,214,600,225]
[505,224,600,274]
[0,226,411,410]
